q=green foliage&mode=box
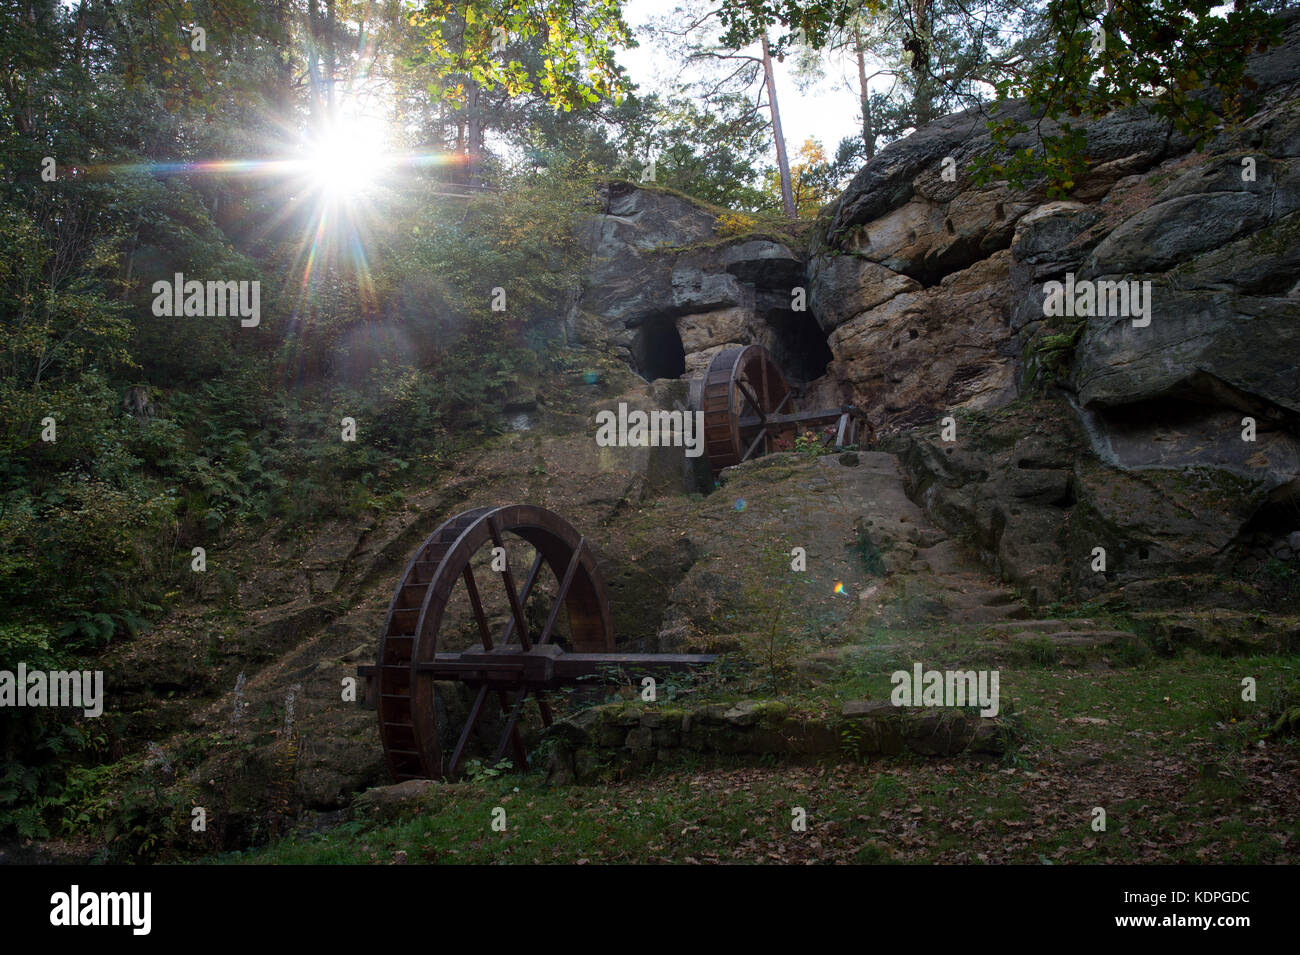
[974,2,1284,196]
[1025,319,1086,388]
[460,757,515,783]
[793,427,836,456]
[605,92,775,211]
[0,0,619,845]
[0,623,110,838]
[724,0,1050,160]
[738,541,804,691]
[65,762,197,862]
[718,0,1283,197]
[400,158,598,326]
[0,372,177,646]
[408,0,633,112]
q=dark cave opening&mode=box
[1240,491,1300,540]
[633,317,686,381]
[765,306,834,386]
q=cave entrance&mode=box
[633,317,686,381]
[1241,486,1300,540]
[764,306,833,387]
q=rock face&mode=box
[574,10,1300,608]
[813,12,1300,441]
[893,399,1298,609]
[572,181,832,389]
[575,12,1300,500]
[814,9,1300,608]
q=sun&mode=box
[301,115,393,202]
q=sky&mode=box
[617,0,871,158]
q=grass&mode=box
[211,637,1300,865]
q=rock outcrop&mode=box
[573,9,1300,609]
[813,9,1300,609]
[572,181,832,390]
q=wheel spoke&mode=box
[488,515,534,651]
[462,565,494,650]
[447,685,490,778]
[735,376,765,421]
[836,412,851,447]
[740,426,768,463]
[494,690,532,767]
[768,391,793,454]
[493,553,540,649]
[497,690,528,768]
[538,538,583,647]
[498,549,545,647]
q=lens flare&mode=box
[833,581,847,595]
[303,119,392,201]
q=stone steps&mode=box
[957,604,1032,624]
[943,586,1031,624]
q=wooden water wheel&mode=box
[372,504,611,781]
[699,345,871,478]
[362,505,715,781]
[700,345,793,476]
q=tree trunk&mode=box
[854,24,874,160]
[910,0,935,127]
[326,0,336,116]
[761,34,795,219]
[307,0,322,121]
[73,0,88,68]
[466,78,481,188]
[275,0,294,113]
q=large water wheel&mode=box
[362,505,715,781]
[372,504,611,781]
[700,345,794,477]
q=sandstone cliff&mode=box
[571,9,1300,610]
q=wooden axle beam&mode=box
[736,404,868,431]
[357,649,715,708]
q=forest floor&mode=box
[220,649,1300,864]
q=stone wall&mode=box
[542,699,1013,783]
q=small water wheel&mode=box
[372,504,611,781]
[700,345,794,476]
[699,345,871,478]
